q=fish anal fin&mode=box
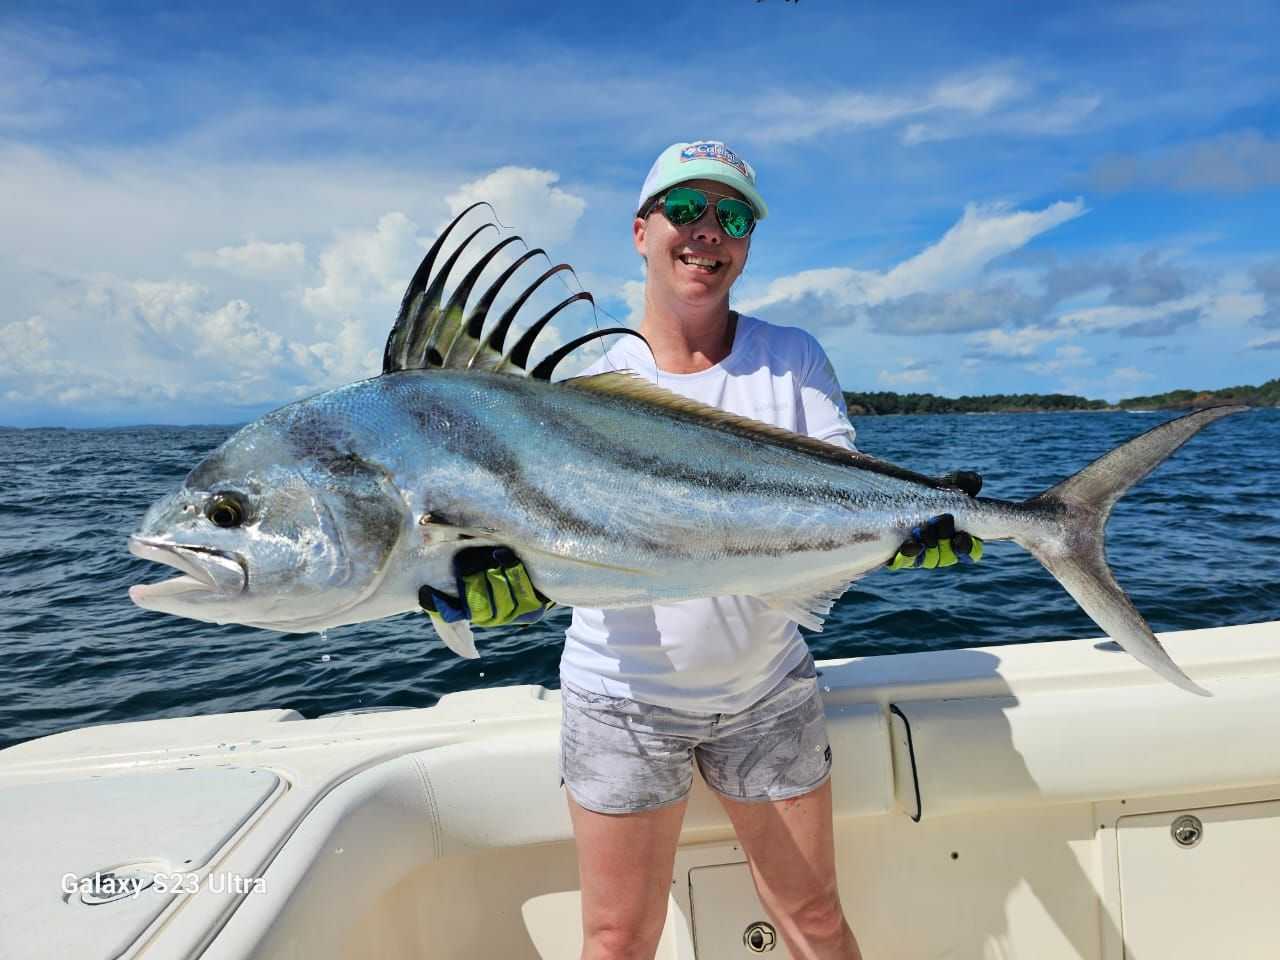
[755,580,852,632]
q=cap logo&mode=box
[679,142,752,181]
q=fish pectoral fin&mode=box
[755,580,853,632]
[426,611,480,659]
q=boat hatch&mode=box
[0,767,279,960]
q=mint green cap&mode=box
[636,141,768,220]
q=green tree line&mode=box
[844,379,1280,415]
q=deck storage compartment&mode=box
[1116,798,1280,959]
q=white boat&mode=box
[3,620,1279,959]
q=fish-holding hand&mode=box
[418,546,554,658]
[888,471,985,570]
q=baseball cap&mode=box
[636,141,768,221]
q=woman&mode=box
[558,141,865,960]
[432,140,980,959]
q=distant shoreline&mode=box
[3,378,1276,429]
[844,378,1278,416]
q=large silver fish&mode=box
[130,207,1244,695]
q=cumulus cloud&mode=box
[0,278,311,417]
[444,167,586,248]
[0,155,596,423]
[1248,332,1280,350]
[1091,130,1280,193]
[189,239,306,274]
[302,212,421,316]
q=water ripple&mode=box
[2,410,1277,749]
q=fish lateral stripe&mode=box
[563,371,954,489]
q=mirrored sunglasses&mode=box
[651,186,757,239]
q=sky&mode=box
[2,0,1278,427]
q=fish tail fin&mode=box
[1020,404,1246,697]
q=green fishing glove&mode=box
[887,513,983,570]
[419,546,553,627]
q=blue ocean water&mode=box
[1,409,1277,751]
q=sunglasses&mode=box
[647,186,757,239]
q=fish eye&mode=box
[206,492,247,528]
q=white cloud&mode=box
[930,70,1024,113]
[1025,344,1093,375]
[0,316,52,375]
[877,359,934,387]
[621,279,646,325]
[739,199,1086,335]
[1208,292,1265,325]
[906,94,1101,144]
[749,64,1097,145]
[444,167,586,248]
[880,200,1086,299]
[1055,292,1204,334]
[0,274,327,417]
[752,90,926,142]
[739,267,864,314]
[968,327,1064,358]
[1248,332,1280,350]
[195,299,285,368]
[302,212,421,316]
[189,239,306,274]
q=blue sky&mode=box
[2,0,1277,426]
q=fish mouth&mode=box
[128,536,248,605]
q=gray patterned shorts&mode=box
[559,655,831,815]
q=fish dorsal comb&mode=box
[381,205,627,381]
[564,371,955,488]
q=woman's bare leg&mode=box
[717,780,862,960]
[568,792,689,960]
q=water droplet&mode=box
[320,654,331,663]
[478,671,485,678]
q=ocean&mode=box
[2,408,1277,751]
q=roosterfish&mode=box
[129,205,1244,695]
